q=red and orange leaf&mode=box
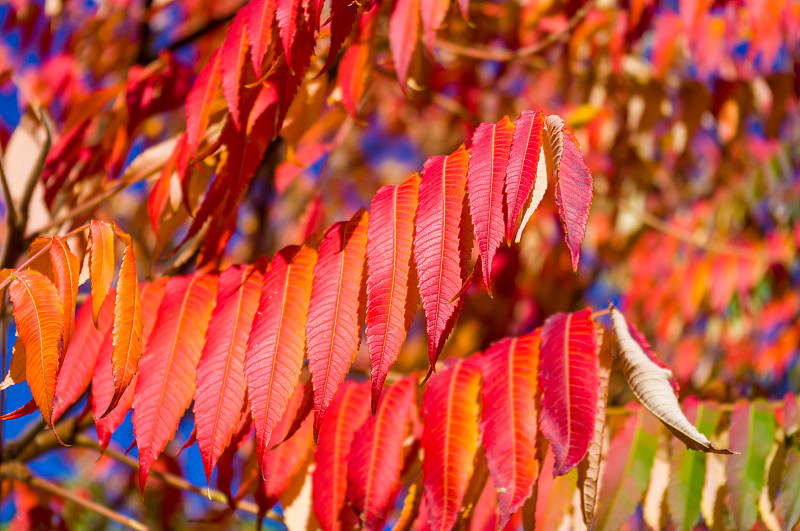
[246,244,317,473]
[366,174,419,413]
[539,308,598,476]
[9,270,64,426]
[133,274,218,489]
[467,117,514,293]
[422,357,482,531]
[48,238,80,349]
[244,0,276,77]
[414,146,470,367]
[313,381,370,531]
[220,11,250,129]
[420,0,451,50]
[479,333,540,527]
[307,210,369,439]
[89,220,115,327]
[194,265,263,480]
[94,281,167,449]
[553,127,592,271]
[52,296,107,421]
[505,110,544,241]
[338,6,379,118]
[389,0,421,88]
[106,235,142,415]
[0,399,37,420]
[185,49,222,154]
[347,378,416,529]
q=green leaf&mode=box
[667,398,722,531]
[727,401,776,531]
[593,407,660,531]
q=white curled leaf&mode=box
[609,305,732,455]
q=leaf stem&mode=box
[0,461,149,531]
[0,238,53,292]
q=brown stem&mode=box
[435,0,596,62]
[72,435,281,521]
[0,462,149,531]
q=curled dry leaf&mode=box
[578,323,614,528]
[609,305,731,455]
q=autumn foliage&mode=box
[1,0,799,529]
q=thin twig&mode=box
[72,435,278,520]
[0,461,149,531]
[0,146,17,227]
[435,0,596,62]
[595,196,760,260]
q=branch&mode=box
[0,462,149,531]
[0,146,17,227]
[72,435,282,522]
[595,196,761,261]
[435,0,596,62]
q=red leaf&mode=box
[148,133,189,234]
[347,378,416,530]
[322,0,359,73]
[221,12,250,129]
[194,265,263,481]
[9,270,64,426]
[366,174,420,413]
[505,110,544,241]
[539,308,598,476]
[422,357,482,531]
[276,0,315,75]
[420,0,450,50]
[94,281,167,450]
[553,127,592,271]
[389,0,421,87]
[337,6,379,117]
[313,381,370,531]
[133,274,219,489]
[89,220,115,327]
[307,209,369,439]
[272,378,314,448]
[480,333,540,527]
[185,49,222,154]
[414,146,470,367]
[467,117,514,294]
[48,238,80,349]
[244,0,276,77]
[106,232,143,415]
[53,296,106,422]
[0,399,37,420]
[246,244,317,474]
[257,388,315,509]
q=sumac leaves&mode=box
[539,308,598,476]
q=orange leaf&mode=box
[48,238,80,350]
[246,244,317,474]
[307,209,369,439]
[89,220,115,328]
[106,232,143,415]
[422,356,482,531]
[366,174,420,413]
[133,274,218,489]
[8,270,64,426]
